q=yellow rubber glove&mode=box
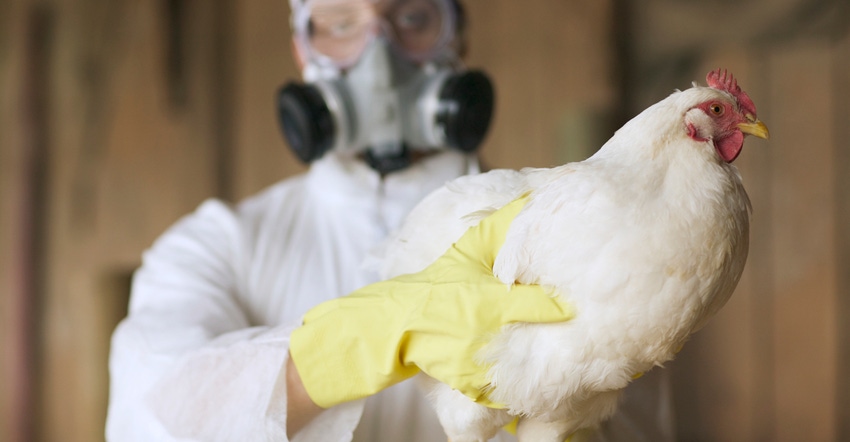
[289,196,575,409]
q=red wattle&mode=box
[715,130,744,163]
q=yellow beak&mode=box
[738,115,770,140]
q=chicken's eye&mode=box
[710,103,724,116]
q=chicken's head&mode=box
[685,69,769,163]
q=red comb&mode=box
[706,68,757,117]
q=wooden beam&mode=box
[0,2,56,440]
[833,28,850,441]
[768,42,837,442]
[36,0,229,439]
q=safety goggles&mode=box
[291,0,457,68]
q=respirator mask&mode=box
[278,0,495,174]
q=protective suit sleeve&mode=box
[290,197,576,409]
[106,199,363,441]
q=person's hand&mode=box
[289,196,575,410]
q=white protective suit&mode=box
[106,150,674,442]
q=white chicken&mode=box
[374,69,770,441]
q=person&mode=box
[106,0,674,440]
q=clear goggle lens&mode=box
[295,0,455,68]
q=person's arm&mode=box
[107,199,357,441]
[285,351,324,437]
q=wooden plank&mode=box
[37,0,227,439]
[0,16,20,442]
[832,29,850,441]
[232,0,303,200]
[1,3,35,441]
[1,4,54,442]
[767,42,837,442]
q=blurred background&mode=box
[1,0,849,441]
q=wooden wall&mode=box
[628,1,850,441]
[1,0,848,441]
[2,0,235,440]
